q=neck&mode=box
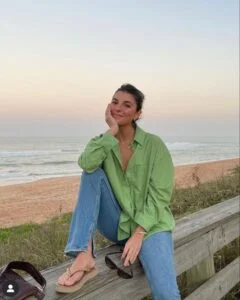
[116,124,136,143]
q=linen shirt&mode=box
[78,125,175,241]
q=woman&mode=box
[56,83,181,299]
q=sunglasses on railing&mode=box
[105,251,133,279]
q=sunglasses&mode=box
[105,251,133,279]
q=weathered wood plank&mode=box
[186,256,215,295]
[75,267,150,300]
[28,245,150,300]
[175,216,239,275]
[185,257,240,300]
[174,196,239,248]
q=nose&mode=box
[116,106,122,112]
[113,103,122,112]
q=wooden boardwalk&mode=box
[27,195,239,300]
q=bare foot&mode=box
[57,252,95,286]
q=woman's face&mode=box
[110,91,141,126]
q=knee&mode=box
[81,168,106,186]
[82,168,105,181]
[83,167,104,176]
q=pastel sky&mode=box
[0,0,239,137]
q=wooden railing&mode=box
[30,195,239,299]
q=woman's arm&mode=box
[78,104,119,172]
[78,131,117,172]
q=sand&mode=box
[0,158,239,228]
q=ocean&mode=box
[0,135,239,186]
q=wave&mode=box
[41,161,76,166]
[28,171,79,176]
[0,150,62,158]
[28,172,61,176]
[168,142,205,150]
[61,149,79,153]
[1,163,18,167]
[1,161,76,167]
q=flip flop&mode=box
[56,265,98,294]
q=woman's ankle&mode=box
[76,250,95,262]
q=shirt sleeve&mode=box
[78,131,118,172]
[134,143,175,232]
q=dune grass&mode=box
[0,166,239,298]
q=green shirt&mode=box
[78,125,175,241]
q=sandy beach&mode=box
[0,158,239,228]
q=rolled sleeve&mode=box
[78,131,118,172]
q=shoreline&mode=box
[0,157,239,228]
[0,156,239,188]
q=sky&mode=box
[0,0,239,137]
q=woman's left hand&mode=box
[121,232,144,266]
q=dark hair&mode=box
[115,83,145,128]
[115,83,145,112]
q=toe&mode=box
[57,277,64,285]
[64,271,84,286]
[57,271,69,285]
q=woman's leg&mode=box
[58,167,125,286]
[64,167,124,258]
[139,231,181,300]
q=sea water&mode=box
[0,135,239,186]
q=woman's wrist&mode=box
[133,231,145,240]
[134,225,147,236]
[107,126,118,136]
[135,231,146,237]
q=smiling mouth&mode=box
[114,114,124,117]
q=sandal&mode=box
[55,265,98,294]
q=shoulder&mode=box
[142,130,172,164]
[136,126,170,156]
[144,130,167,150]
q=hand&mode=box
[105,104,119,134]
[121,233,144,267]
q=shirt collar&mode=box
[133,125,145,146]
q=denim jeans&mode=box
[64,168,181,300]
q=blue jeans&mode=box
[64,168,181,300]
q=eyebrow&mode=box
[112,97,132,104]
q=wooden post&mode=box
[186,255,215,294]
